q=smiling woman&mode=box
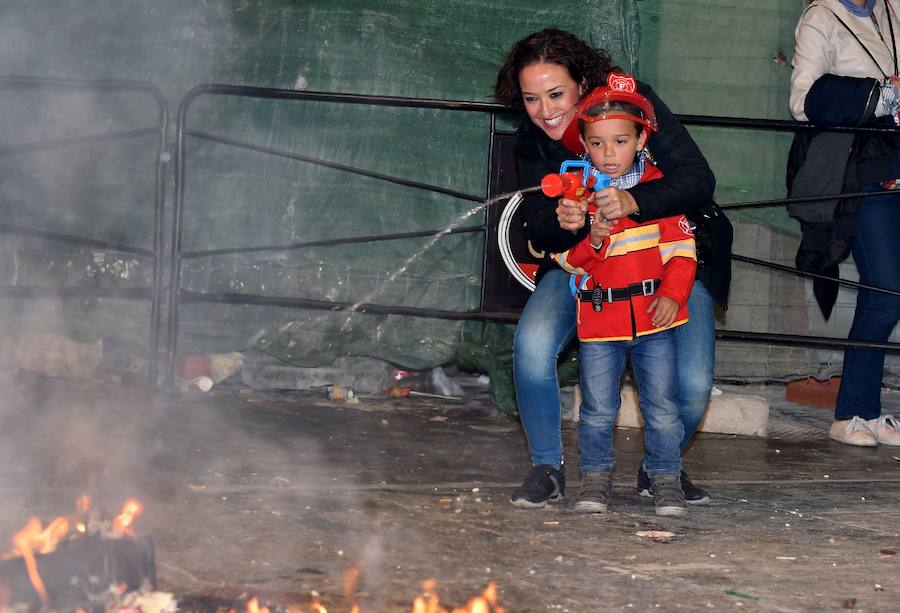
[517,62,585,141]
[492,28,729,511]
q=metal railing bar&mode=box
[678,113,900,135]
[148,95,169,386]
[0,222,155,256]
[186,129,484,203]
[732,253,900,298]
[0,127,158,158]
[178,289,519,323]
[717,329,900,354]
[0,75,164,94]
[0,286,153,299]
[182,225,485,259]
[719,188,900,211]
[480,112,501,315]
[179,83,506,113]
[175,288,900,352]
[189,110,900,220]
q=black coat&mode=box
[514,80,732,309]
[787,73,900,318]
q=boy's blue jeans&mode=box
[513,268,714,469]
[836,186,900,420]
[578,329,684,475]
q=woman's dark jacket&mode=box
[514,80,732,309]
[787,73,900,318]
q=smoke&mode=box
[0,2,529,607]
[0,363,404,603]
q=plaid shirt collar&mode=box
[609,149,647,190]
[583,149,647,190]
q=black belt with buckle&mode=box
[578,278,662,312]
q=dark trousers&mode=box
[836,186,900,420]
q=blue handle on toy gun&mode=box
[590,168,612,189]
[559,160,612,190]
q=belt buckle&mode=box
[591,285,604,312]
[641,279,655,296]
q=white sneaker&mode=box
[865,414,900,446]
[830,416,877,447]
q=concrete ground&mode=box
[0,372,899,612]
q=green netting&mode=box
[637,0,801,231]
[0,0,640,407]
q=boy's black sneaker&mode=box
[636,465,710,505]
[651,474,688,517]
[510,464,565,509]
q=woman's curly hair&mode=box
[493,28,620,111]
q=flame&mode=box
[412,579,439,613]
[111,499,143,537]
[412,579,504,613]
[246,597,270,613]
[229,575,499,613]
[10,516,68,609]
[4,495,143,610]
[229,596,269,613]
[26,516,70,556]
[75,494,90,534]
[233,596,323,613]
[75,494,90,515]
[342,565,361,613]
[3,497,81,609]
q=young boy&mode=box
[553,74,697,517]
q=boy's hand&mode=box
[647,295,679,327]
[556,195,588,232]
[589,217,613,248]
[594,186,638,221]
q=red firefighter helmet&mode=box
[561,73,657,154]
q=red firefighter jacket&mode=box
[555,164,697,342]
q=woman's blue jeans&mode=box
[578,329,684,475]
[513,267,715,468]
[835,188,900,421]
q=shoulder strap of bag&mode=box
[825,6,891,79]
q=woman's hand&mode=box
[594,186,638,221]
[648,295,679,328]
[555,196,588,232]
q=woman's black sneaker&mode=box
[636,465,710,505]
[510,464,565,509]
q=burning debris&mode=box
[210,571,503,613]
[0,498,504,613]
[0,496,163,612]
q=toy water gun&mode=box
[541,160,612,200]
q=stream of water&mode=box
[339,185,542,331]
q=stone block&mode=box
[569,383,769,437]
